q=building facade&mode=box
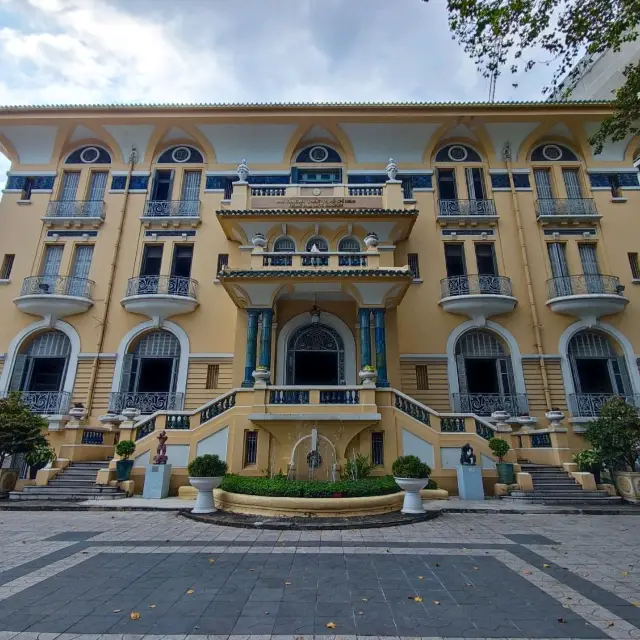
[0,101,638,494]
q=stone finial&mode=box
[153,430,168,465]
[237,158,249,182]
[251,232,267,248]
[491,410,512,433]
[545,409,565,429]
[502,141,512,162]
[364,232,379,249]
[385,158,399,181]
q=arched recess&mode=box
[446,319,527,402]
[0,319,81,398]
[0,132,20,164]
[284,122,356,165]
[276,312,357,385]
[111,320,190,396]
[558,320,640,402]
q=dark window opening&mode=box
[244,431,258,466]
[151,169,173,201]
[629,253,640,280]
[437,169,457,200]
[371,432,384,465]
[216,254,229,275]
[444,244,466,277]
[416,365,429,390]
[141,245,163,277]
[294,351,338,385]
[465,359,501,394]
[21,177,34,201]
[1,254,15,280]
[206,364,219,389]
[608,174,622,198]
[26,358,67,392]
[475,243,497,276]
[135,358,174,393]
[467,168,486,199]
[408,253,420,279]
[171,245,193,279]
[574,359,614,394]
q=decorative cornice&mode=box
[216,209,417,217]
[220,268,412,278]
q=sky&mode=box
[0,0,558,186]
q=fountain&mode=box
[288,426,339,482]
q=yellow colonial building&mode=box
[0,101,638,497]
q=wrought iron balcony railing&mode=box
[125,276,198,298]
[20,276,94,299]
[568,393,640,417]
[45,200,105,219]
[438,199,497,217]
[452,393,529,417]
[440,274,513,298]
[546,274,624,299]
[17,390,71,415]
[263,254,293,267]
[143,200,201,217]
[109,392,184,415]
[535,198,598,217]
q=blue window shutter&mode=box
[8,355,27,392]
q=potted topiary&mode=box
[573,449,602,484]
[489,437,514,484]
[187,454,228,514]
[392,455,431,514]
[24,444,57,480]
[115,440,136,481]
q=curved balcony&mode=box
[535,198,600,223]
[569,393,640,418]
[109,391,184,415]
[140,200,201,227]
[452,392,529,417]
[44,200,105,225]
[437,199,498,225]
[546,274,628,321]
[121,276,198,322]
[439,275,517,322]
[14,276,94,320]
[16,391,71,416]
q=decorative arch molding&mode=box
[284,122,356,165]
[0,131,20,165]
[276,312,357,385]
[520,126,587,163]
[433,140,485,163]
[446,320,527,398]
[623,135,640,164]
[558,320,640,399]
[65,144,112,164]
[111,320,190,394]
[0,319,81,397]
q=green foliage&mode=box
[187,454,228,478]
[585,396,640,471]
[391,455,431,479]
[343,453,374,480]
[363,365,376,372]
[24,443,56,467]
[573,448,602,471]
[0,392,48,467]
[424,0,640,151]
[220,474,436,498]
[115,440,136,461]
[489,437,510,462]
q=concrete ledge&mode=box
[570,471,597,491]
[248,413,382,422]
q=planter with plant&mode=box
[573,449,602,484]
[392,455,431,514]
[359,365,377,387]
[584,397,640,502]
[24,444,57,480]
[115,440,136,481]
[488,437,514,484]
[187,454,228,513]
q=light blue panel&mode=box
[401,429,435,468]
[440,447,462,470]
[457,464,485,500]
[133,451,149,468]
[166,444,189,468]
[143,464,172,499]
[481,454,497,470]
[196,427,229,460]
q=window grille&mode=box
[629,253,640,280]
[206,364,219,389]
[133,331,180,357]
[338,237,360,252]
[305,237,328,252]
[455,330,506,357]
[25,331,71,357]
[408,253,420,279]
[273,237,295,252]
[568,331,615,358]
[216,254,229,274]
[371,432,384,465]
[416,365,429,390]
[0,254,15,280]
[244,431,258,465]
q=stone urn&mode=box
[122,407,141,422]
[252,233,267,249]
[385,158,399,181]
[68,406,86,421]
[359,368,377,387]
[614,471,640,503]
[189,477,223,514]
[252,368,271,387]
[545,410,565,428]
[491,410,512,433]
[236,158,249,182]
[394,477,428,514]
[364,233,379,249]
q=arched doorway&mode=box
[286,323,345,385]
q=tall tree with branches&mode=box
[424,0,640,152]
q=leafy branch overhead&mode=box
[424,0,640,152]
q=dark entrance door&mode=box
[294,351,339,385]
[137,358,174,392]
[465,359,500,393]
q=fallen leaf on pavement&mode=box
[149,605,156,609]
[285,581,292,586]
[113,609,121,613]
[622,572,629,577]
[413,596,423,602]
[326,622,336,629]
[418,576,424,580]
[543,564,550,568]
[522,570,532,575]
[472,566,479,571]
[433,600,441,605]
[607,622,615,628]
[209,558,215,564]
[633,602,640,607]
[187,589,195,595]
[130,612,140,620]
[361,598,368,602]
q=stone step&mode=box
[9,491,126,501]
[22,486,122,495]
[531,485,584,491]
[511,490,611,498]
[67,464,107,469]
[47,480,99,487]
[502,496,622,505]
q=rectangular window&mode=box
[40,245,63,277]
[608,174,622,198]
[0,254,14,280]
[579,243,604,293]
[466,167,485,200]
[562,168,583,199]
[244,431,258,466]
[60,171,80,201]
[68,245,94,296]
[547,242,571,296]
[437,168,457,200]
[475,243,497,276]
[171,244,194,279]
[444,243,466,277]
[151,169,174,201]
[416,365,429,391]
[408,253,420,279]
[87,171,108,201]
[217,253,229,275]
[534,168,554,215]
[21,177,33,201]
[206,364,219,390]
[140,245,163,277]
[181,170,201,201]
[628,253,640,280]
[371,432,384,465]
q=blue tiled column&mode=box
[358,308,372,368]
[242,308,260,387]
[374,308,389,387]
[259,309,274,371]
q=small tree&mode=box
[115,440,136,461]
[489,438,510,463]
[0,393,48,468]
[585,396,640,473]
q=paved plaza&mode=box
[0,511,639,639]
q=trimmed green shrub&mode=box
[573,448,601,471]
[24,444,56,467]
[488,437,510,462]
[115,440,136,460]
[219,474,437,498]
[188,454,228,478]
[391,455,431,479]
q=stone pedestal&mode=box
[143,464,172,499]
[456,464,485,501]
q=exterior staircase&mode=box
[9,461,127,501]
[503,463,622,505]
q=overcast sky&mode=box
[0,0,556,184]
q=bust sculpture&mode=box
[460,443,477,466]
[153,430,168,465]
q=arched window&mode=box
[113,331,182,414]
[454,330,523,415]
[65,145,111,164]
[434,144,486,204]
[295,145,342,164]
[435,144,482,163]
[338,237,360,253]
[286,323,345,385]
[273,237,296,252]
[8,331,71,414]
[531,144,583,206]
[157,145,204,164]
[567,330,631,416]
[531,143,578,162]
[305,237,329,252]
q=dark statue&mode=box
[153,430,168,465]
[460,443,477,466]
